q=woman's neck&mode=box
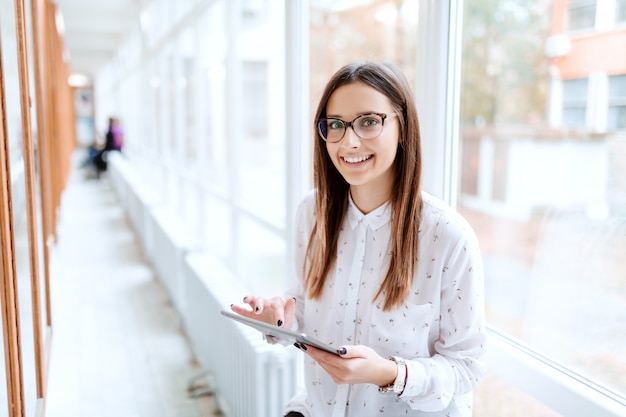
[350,184,391,214]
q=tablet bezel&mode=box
[220,310,340,355]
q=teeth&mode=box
[343,155,371,163]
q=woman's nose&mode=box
[341,125,361,147]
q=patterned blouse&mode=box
[284,190,486,417]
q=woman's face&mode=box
[325,82,399,204]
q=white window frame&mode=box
[417,1,626,416]
[285,0,311,266]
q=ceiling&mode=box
[53,0,391,83]
[55,0,142,81]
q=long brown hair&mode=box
[305,61,423,311]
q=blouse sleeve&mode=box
[400,222,487,411]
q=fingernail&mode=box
[292,297,296,302]
[255,306,260,312]
[277,319,283,327]
[338,347,347,355]
[293,343,302,350]
[300,344,307,351]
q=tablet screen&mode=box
[221,310,340,355]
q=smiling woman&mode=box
[230,61,487,417]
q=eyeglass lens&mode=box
[318,113,387,142]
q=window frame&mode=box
[608,74,626,131]
[568,0,598,32]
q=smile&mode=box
[342,155,372,164]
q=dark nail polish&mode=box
[338,347,347,355]
[300,344,307,351]
[293,343,302,350]
[277,319,283,327]
[255,306,260,312]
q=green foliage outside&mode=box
[461,0,552,127]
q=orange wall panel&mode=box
[552,0,568,34]
[554,30,626,79]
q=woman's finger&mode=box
[268,296,286,326]
[283,297,296,328]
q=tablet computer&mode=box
[220,310,340,356]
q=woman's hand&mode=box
[302,344,398,387]
[230,295,296,329]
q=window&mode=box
[608,74,626,131]
[460,1,626,414]
[563,78,588,129]
[569,0,596,31]
[617,0,626,23]
[309,0,419,104]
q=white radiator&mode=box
[108,158,301,417]
[148,206,198,316]
[108,154,160,256]
[184,252,300,417]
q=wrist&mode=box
[378,356,407,396]
[376,357,398,387]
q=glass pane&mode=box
[569,1,596,31]
[75,88,95,147]
[563,78,588,101]
[178,28,196,173]
[197,1,229,196]
[235,0,287,228]
[474,374,562,417]
[310,0,419,103]
[238,216,286,296]
[460,0,626,400]
[563,107,586,128]
[608,74,626,131]
[618,0,626,23]
[203,194,232,263]
[608,106,626,130]
[13,187,37,417]
[609,74,626,97]
[165,50,177,159]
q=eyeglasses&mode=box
[317,112,398,143]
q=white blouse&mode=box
[284,190,486,417]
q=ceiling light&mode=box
[68,73,91,87]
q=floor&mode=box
[44,156,220,417]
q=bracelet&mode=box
[378,356,407,395]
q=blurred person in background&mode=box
[93,116,124,177]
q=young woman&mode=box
[231,61,486,417]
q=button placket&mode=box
[332,219,368,417]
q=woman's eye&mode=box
[329,120,343,130]
[360,117,379,127]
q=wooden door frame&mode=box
[0,24,26,417]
